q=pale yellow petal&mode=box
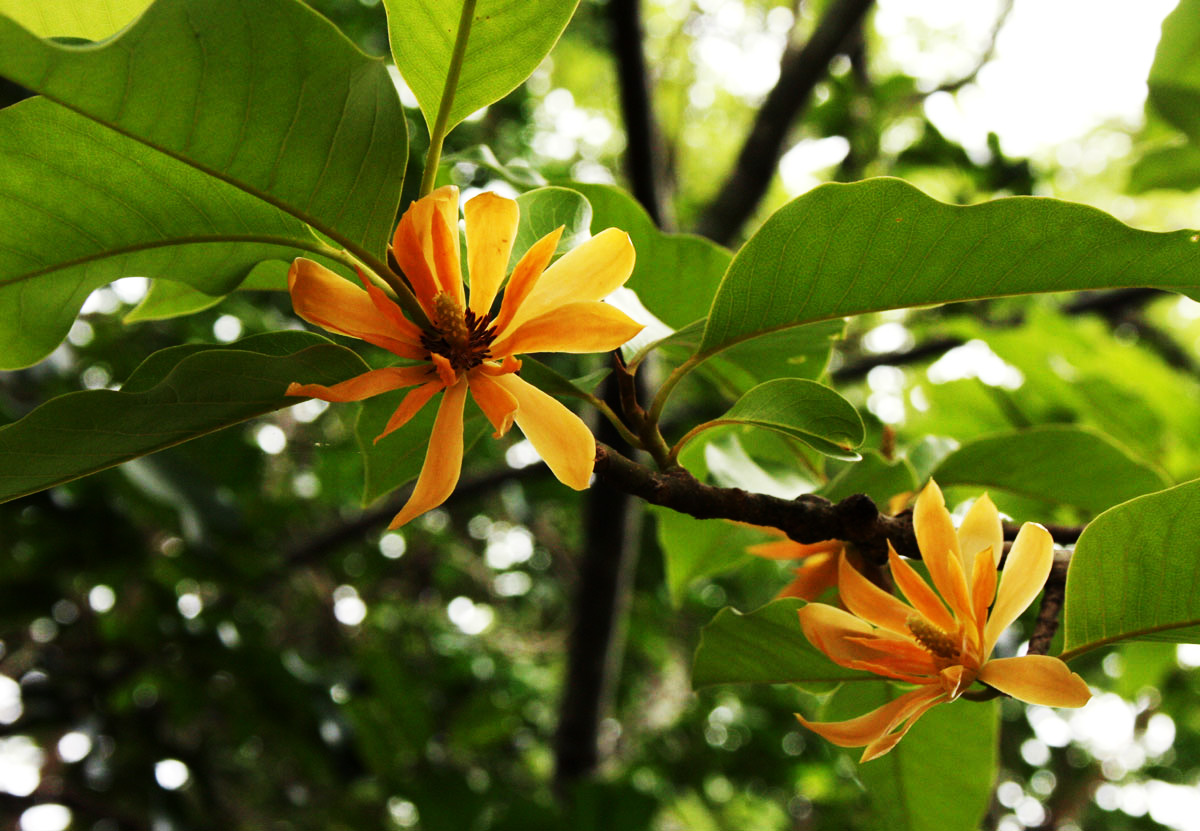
[837,551,916,637]
[503,228,635,331]
[286,366,429,403]
[958,493,1004,567]
[467,371,519,438]
[888,544,957,634]
[388,379,467,528]
[913,481,968,614]
[490,301,644,357]
[492,226,563,337]
[377,380,444,441]
[985,522,1054,653]
[288,258,424,358]
[464,192,519,316]
[490,373,595,489]
[979,655,1092,707]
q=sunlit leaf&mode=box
[511,186,592,268]
[0,332,365,503]
[123,261,290,324]
[1063,479,1200,658]
[385,0,580,134]
[0,0,150,39]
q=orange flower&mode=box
[746,534,844,601]
[286,186,642,527]
[796,480,1091,762]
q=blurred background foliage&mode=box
[2,0,1200,829]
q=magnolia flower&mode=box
[286,186,642,526]
[796,480,1091,761]
[747,534,844,601]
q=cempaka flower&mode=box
[796,480,1091,762]
[286,186,642,527]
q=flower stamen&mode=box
[907,615,959,660]
[422,291,496,371]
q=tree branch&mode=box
[696,0,876,244]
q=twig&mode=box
[696,0,876,244]
[929,0,1014,95]
[1027,550,1070,656]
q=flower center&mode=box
[422,292,496,371]
[907,615,960,660]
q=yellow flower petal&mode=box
[958,493,1004,567]
[859,686,948,762]
[464,192,519,316]
[491,226,563,336]
[467,371,519,438]
[490,301,644,357]
[837,551,917,637]
[746,538,842,560]
[913,481,970,614]
[887,544,957,634]
[969,546,997,649]
[797,603,898,670]
[388,379,468,528]
[286,365,429,403]
[985,521,1054,652]
[795,684,944,756]
[490,373,595,489]
[503,228,635,332]
[288,258,424,359]
[430,204,465,306]
[978,655,1091,708]
[391,209,440,312]
[377,380,444,441]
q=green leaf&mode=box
[823,685,998,831]
[511,186,593,268]
[0,0,150,39]
[444,145,547,189]
[1128,144,1200,194]
[0,98,340,369]
[355,389,490,506]
[653,507,770,608]
[1146,0,1200,140]
[1063,479,1200,659]
[692,598,877,687]
[0,332,365,503]
[123,261,289,324]
[517,357,608,400]
[698,179,1200,360]
[691,379,865,461]
[932,426,1169,515]
[573,183,732,329]
[0,0,406,258]
[386,0,580,135]
[819,452,918,507]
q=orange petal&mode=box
[503,228,635,332]
[388,379,468,528]
[796,684,944,753]
[913,481,968,615]
[888,544,956,634]
[377,380,444,441]
[797,603,897,670]
[838,552,916,637]
[430,352,458,389]
[748,538,842,561]
[286,365,430,402]
[288,258,424,359]
[391,213,440,312]
[979,655,1091,707]
[490,373,595,489]
[430,205,465,306]
[355,266,424,342]
[490,301,644,357]
[467,371,520,438]
[464,192,519,316]
[958,493,1004,567]
[938,540,976,624]
[776,554,839,601]
[492,226,563,336]
[984,522,1053,653]
[859,686,948,762]
[970,546,997,648]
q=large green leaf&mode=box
[698,179,1200,360]
[823,685,997,831]
[0,98,334,369]
[653,507,771,608]
[0,0,150,38]
[1146,0,1200,140]
[511,186,592,268]
[819,452,917,507]
[932,426,1169,515]
[0,332,365,503]
[692,598,876,687]
[385,0,579,134]
[688,379,865,460]
[123,261,290,324]
[1063,479,1200,659]
[0,0,406,259]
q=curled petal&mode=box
[377,380,444,441]
[464,192,519,316]
[388,379,468,528]
[286,365,430,402]
[490,373,595,489]
[958,493,1004,567]
[970,546,997,647]
[504,228,635,332]
[430,206,465,305]
[355,267,424,343]
[467,372,520,438]
[859,686,949,762]
[979,655,1091,708]
[838,552,916,637]
[430,353,458,389]
[797,604,913,672]
[490,301,644,357]
[914,481,968,613]
[288,258,424,358]
[796,684,946,760]
[888,544,957,634]
[985,522,1054,653]
[492,226,563,337]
